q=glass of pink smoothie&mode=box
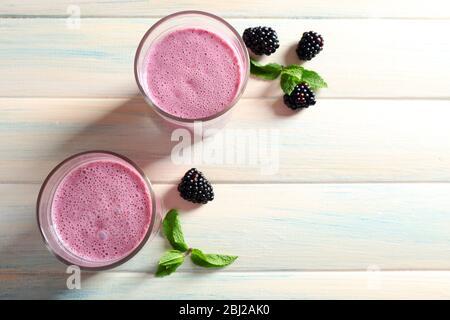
[37,151,160,270]
[134,11,249,129]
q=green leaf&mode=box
[250,58,283,80]
[162,209,189,252]
[280,65,303,95]
[282,64,304,79]
[155,249,185,277]
[280,73,302,95]
[301,68,328,91]
[159,249,185,266]
[190,248,238,268]
[279,64,327,94]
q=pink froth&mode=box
[145,28,242,119]
[51,160,152,262]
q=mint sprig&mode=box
[156,209,238,277]
[250,58,327,95]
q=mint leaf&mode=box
[280,65,327,94]
[282,64,304,79]
[250,58,283,80]
[301,68,328,91]
[190,248,238,268]
[280,65,303,95]
[162,209,189,252]
[156,264,180,277]
[159,249,185,266]
[280,73,301,95]
[155,250,185,277]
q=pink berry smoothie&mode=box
[50,159,152,262]
[144,27,243,119]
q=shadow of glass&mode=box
[0,224,99,299]
[56,95,178,182]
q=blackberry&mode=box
[296,31,324,61]
[178,168,214,204]
[243,26,280,56]
[283,82,316,110]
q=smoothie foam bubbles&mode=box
[51,160,152,262]
[144,27,242,120]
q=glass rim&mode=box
[36,150,158,271]
[134,10,250,123]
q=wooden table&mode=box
[1,1,450,299]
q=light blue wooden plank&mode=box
[2,271,450,299]
[1,98,450,184]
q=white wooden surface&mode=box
[1,1,450,299]
[2,1,449,18]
